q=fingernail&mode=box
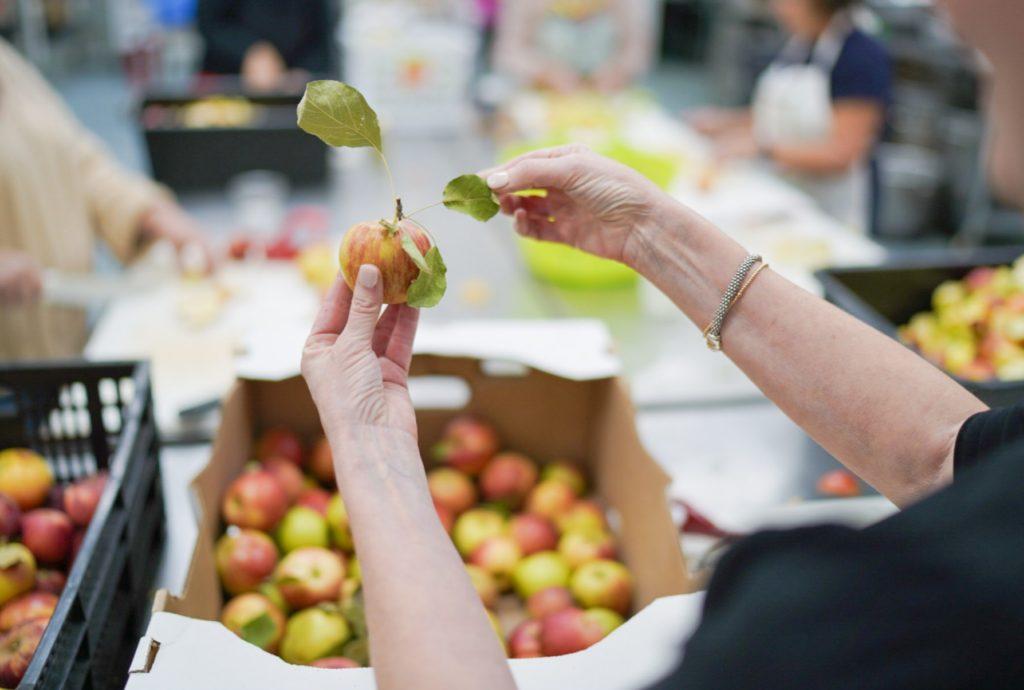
[358,264,378,288]
[487,172,509,189]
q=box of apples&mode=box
[0,361,164,690]
[136,354,698,688]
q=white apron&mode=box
[752,15,870,233]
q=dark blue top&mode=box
[829,29,892,108]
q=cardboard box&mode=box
[129,350,700,689]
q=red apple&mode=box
[216,529,279,595]
[296,488,331,516]
[0,618,47,687]
[256,427,304,467]
[0,449,53,511]
[434,501,455,534]
[464,564,499,608]
[262,458,304,503]
[509,514,559,556]
[427,468,477,515]
[540,462,586,496]
[274,547,345,609]
[21,509,73,565]
[470,535,522,587]
[310,656,360,669]
[339,219,432,305]
[569,560,632,615]
[309,437,335,486]
[0,591,57,632]
[556,500,607,534]
[221,592,286,653]
[63,472,108,527]
[34,569,65,596]
[0,494,21,540]
[539,607,605,656]
[558,530,616,569]
[480,453,538,507]
[222,470,289,532]
[452,509,506,558]
[525,480,576,521]
[508,619,543,658]
[964,266,997,291]
[432,415,500,476]
[526,586,574,620]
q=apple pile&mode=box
[217,417,634,667]
[0,448,109,687]
[900,258,1024,382]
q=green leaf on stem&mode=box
[297,80,383,152]
[406,247,447,308]
[240,613,277,649]
[400,229,432,274]
[442,175,500,222]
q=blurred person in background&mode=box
[493,0,653,93]
[0,37,208,360]
[298,1,1023,689]
[197,0,333,92]
[692,0,890,233]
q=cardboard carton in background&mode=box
[129,348,702,689]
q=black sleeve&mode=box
[197,0,262,74]
[953,404,1024,475]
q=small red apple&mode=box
[509,513,559,556]
[0,449,53,511]
[310,656,360,669]
[525,480,576,522]
[539,607,605,656]
[296,488,331,516]
[427,468,477,515]
[33,570,65,595]
[222,470,289,532]
[339,219,432,305]
[63,472,108,527]
[0,618,47,686]
[262,457,305,503]
[216,529,279,595]
[0,494,21,540]
[526,586,574,620]
[274,547,345,609]
[508,619,543,658]
[21,509,73,565]
[308,437,336,486]
[221,592,286,653]
[256,427,304,467]
[0,591,57,632]
[480,453,538,507]
[432,415,500,476]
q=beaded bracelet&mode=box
[702,255,767,352]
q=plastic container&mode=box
[0,361,164,690]
[816,246,1024,408]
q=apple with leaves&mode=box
[297,80,501,309]
[221,592,286,653]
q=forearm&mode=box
[628,199,987,505]
[327,426,516,690]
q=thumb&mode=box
[486,157,575,195]
[339,264,383,347]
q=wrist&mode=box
[325,423,423,477]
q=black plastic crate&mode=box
[816,246,1024,408]
[0,361,165,690]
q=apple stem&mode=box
[395,198,404,222]
[404,200,445,219]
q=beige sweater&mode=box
[0,38,162,360]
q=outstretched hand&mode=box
[481,144,666,267]
[301,265,420,446]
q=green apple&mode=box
[258,581,290,614]
[452,509,506,558]
[0,544,35,607]
[540,462,586,496]
[511,551,570,599]
[280,605,351,665]
[570,559,632,615]
[275,506,329,553]
[583,607,624,636]
[326,494,353,551]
